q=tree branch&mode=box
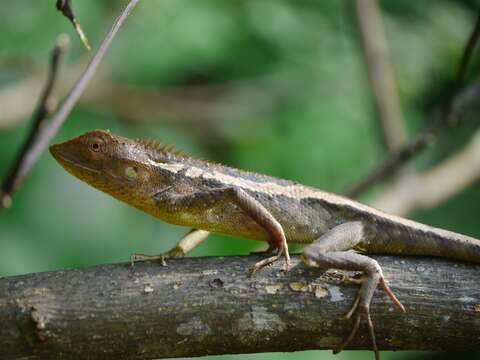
[1,255,479,359]
[0,0,141,210]
[0,34,69,208]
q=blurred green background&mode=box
[1,1,479,360]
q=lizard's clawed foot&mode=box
[378,278,405,312]
[130,246,185,267]
[334,303,379,360]
[334,276,405,360]
[248,244,290,278]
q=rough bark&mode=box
[1,254,479,360]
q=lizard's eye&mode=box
[89,138,105,152]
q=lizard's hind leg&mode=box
[300,221,405,360]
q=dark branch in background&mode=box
[371,131,480,216]
[352,0,406,152]
[56,0,91,50]
[0,35,69,208]
[446,7,480,121]
[345,10,480,199]
[1,255,479,359]
[0,0,141,210]
[370,82,480,216]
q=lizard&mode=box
[49,129,480,359]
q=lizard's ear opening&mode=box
[125,166,139,179]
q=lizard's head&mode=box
[50,130,164,209]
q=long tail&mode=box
[369,216,480,263]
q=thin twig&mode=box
[56,0,91,50]
[0,34,70,208]
[0,0,141,209]
[345,10,480,198]
[353,0,406,152]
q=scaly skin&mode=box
[50,130,480,359]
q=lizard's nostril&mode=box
[49,144,59,156]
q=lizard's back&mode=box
[168,156,480,265]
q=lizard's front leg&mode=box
[300,221,405,360]
[131,228,210,266]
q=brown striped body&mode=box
[49,130,480,264]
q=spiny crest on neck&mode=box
[135,137,223,171]
[136,137,187,158]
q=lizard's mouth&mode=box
[49,145,100,175]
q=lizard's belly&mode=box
[155,201,330,244]
[163,204,271,241]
